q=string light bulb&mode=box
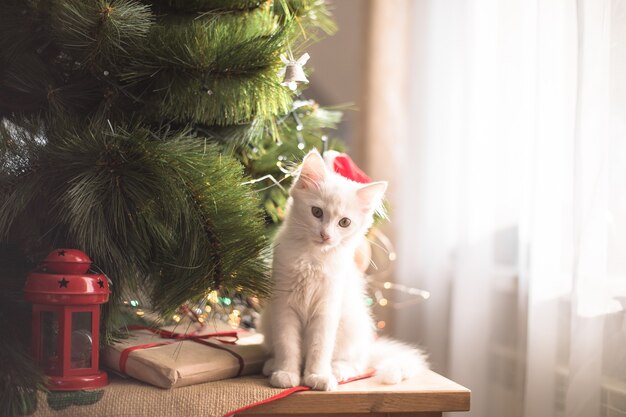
[207,291,219,303]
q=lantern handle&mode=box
[90,263,113,286]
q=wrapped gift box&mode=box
[102,325,267,389]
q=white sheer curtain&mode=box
[382,1,626,416]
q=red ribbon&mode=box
[126,325,239,344]
[119,326,244,376]
[220,370,376,417]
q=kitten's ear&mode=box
[357,181,388,212]
[295,150,327,190]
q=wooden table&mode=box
[240,370,470,417]
[31,370,468,417]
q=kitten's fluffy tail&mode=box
[369,337,429,384]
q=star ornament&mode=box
[97,279,105,289]
[58,278,69,288]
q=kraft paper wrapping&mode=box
[102,327,267,389]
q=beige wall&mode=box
[306,0,369,164]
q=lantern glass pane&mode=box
[70,312,93,369]
[40,311,62,375]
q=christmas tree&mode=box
[0,0,338,414]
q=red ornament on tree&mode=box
[24,249,110,391]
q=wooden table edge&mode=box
[240,374,471,415]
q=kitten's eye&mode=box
[338,217,351,228]
[311,206,323,218]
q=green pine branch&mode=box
[0,1,330,126]
[0,120,271,313]
[274,0,337,37]
[48,0,154,68]
[0,331,44,417]
[120,9,293,125]
[0,246,46,417]
[147,0,267,13]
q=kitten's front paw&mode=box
[332,361,361,382]
[262,358,275,376]
[270,370,301,388]
[303,373,338,391]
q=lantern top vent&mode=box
[40,248,92,274]
[24,249,109,305]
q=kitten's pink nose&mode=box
[320,232,331,241]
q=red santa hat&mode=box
[323,150,372,184]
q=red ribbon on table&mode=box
[221,371,377,417]
[118,325,245,376]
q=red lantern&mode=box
[24,249,109,390]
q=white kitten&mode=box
[261,150,428,391]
